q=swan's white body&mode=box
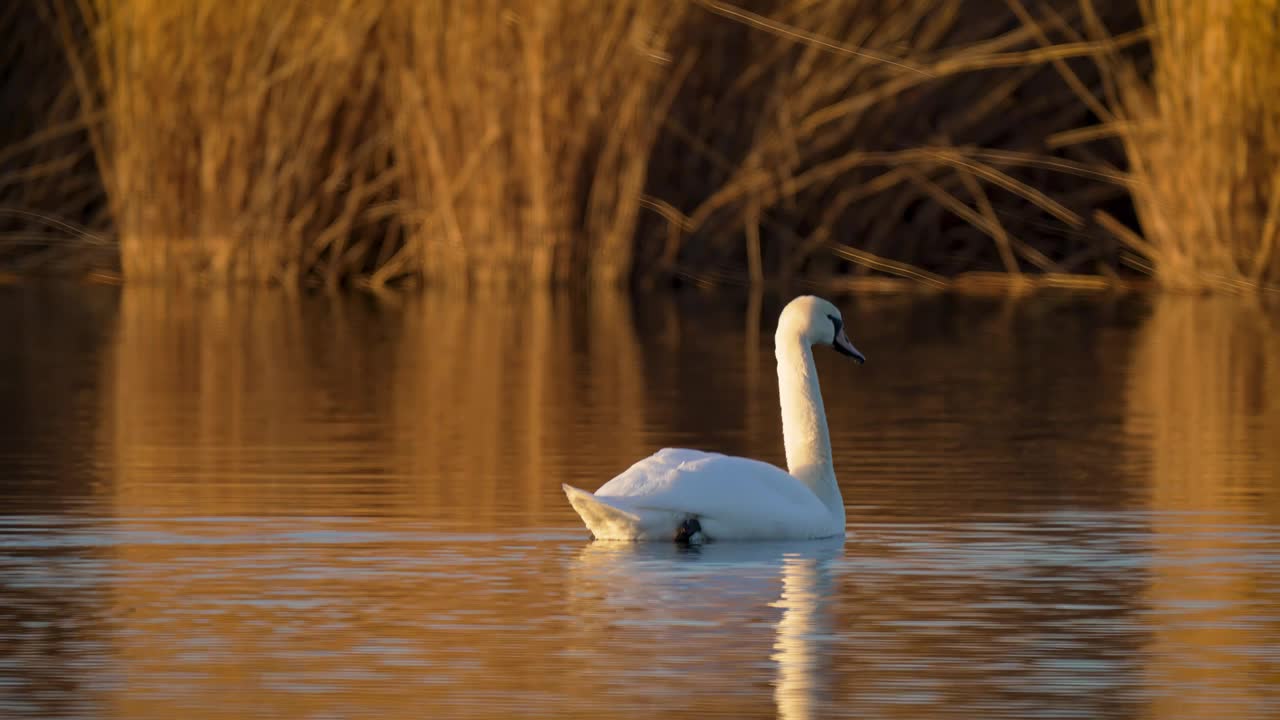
[563,296,864,542]
[564,449,841,540]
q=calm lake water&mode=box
[1,285,1278,719]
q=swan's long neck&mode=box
[776,334,845,524]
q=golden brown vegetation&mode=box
[0,1,108,272]
[52,0,396,284]
[1,1,1273,290]
[643,0,1146,287]
[380,1,689,288]
[1100,0,1280,290]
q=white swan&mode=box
[562,295,865,542]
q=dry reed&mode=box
[377,0,688,288]
[0,2,108,273]
[25,0,1274,291]
[53,0,396,285]
[1101,0,1280,290]
[640,0,1141,287]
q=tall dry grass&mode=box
[377,0,688,288]
[0,2,108,273]
[1102,0,1280,290]
[41,0,1146,288]
[50,0,690,287]
[640,0,1142,287]
[36,0,1276,290]
[54,0,396,285]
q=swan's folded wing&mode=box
[593,449,833,536]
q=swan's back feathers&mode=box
[565,448,841,541]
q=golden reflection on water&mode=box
[1,286,1273,718]
[566,540,842,720]
[94,287,664,718]
[391,290,650,526]
[103,287,655,522]
[104,287,403,513]
[1127,296,1280,719]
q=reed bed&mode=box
[1102,0,1280,290]
[642,0,1141,287]
[53,0,396,285]
[0,1,108,272]
[4,0,1271,290]
[379,0,688,288]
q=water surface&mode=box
[2,285,1278,719]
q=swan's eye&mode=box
[827,314,842,337]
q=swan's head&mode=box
[777,295,865,363]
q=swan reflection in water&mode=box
[567,538,843,720]
[770,548,837,719]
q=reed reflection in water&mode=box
[0,285,1277,719]
[1127,296,1280,719]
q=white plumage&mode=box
[563,295,865,542]
[564,449,840,540]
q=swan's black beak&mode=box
[833,330,865,364]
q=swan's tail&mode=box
[562,484,645,540]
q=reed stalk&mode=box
[1103,0,1280,290]
[33,0,1276,290]
[642,0,1140,286]
[0,2,108,273]
[378,0,687,289]
[53,0,396,284]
